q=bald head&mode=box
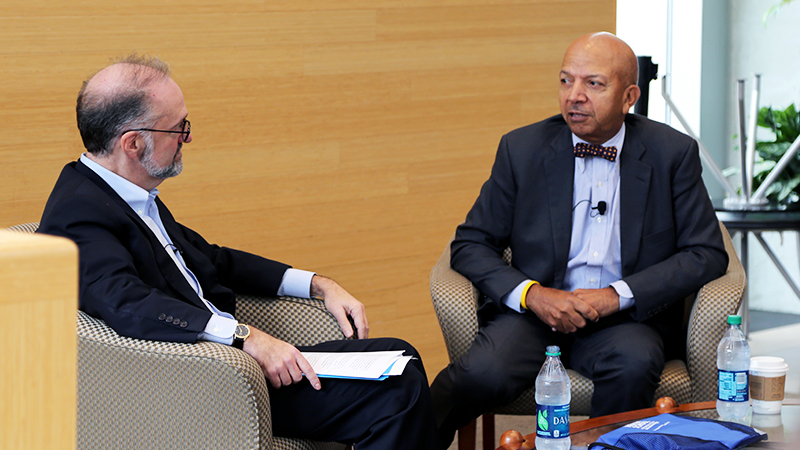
[77,54,171,155]
[565,32,638,87]
[558,32,641,144]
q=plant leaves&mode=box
[754,104,800,206]
[756,141,791,161]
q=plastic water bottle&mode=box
[716,315,750,422]
[535,345,571,450]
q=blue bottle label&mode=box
[717,369,749,402]
[536,404,570,439]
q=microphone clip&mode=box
[593,201,607,216]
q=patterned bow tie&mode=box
[574,142,617,162]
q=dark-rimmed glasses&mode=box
[122,119,191,142]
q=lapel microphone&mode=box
[593,201,607,215]
[573,200,607,216]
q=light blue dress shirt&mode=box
[502,125,635,313]
[80,154,315,344]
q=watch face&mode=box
[235,324,250,340]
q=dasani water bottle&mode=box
[535,345,571,450]
[716,315,750,422]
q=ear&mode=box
[622,85,641,113]
[118,131,145,161]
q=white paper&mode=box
[301,350,411,380]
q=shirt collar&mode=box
[80,153,159,217]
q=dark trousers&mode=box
[269,337,440,450]
[429,308,665,448]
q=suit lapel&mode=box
[75,161,207,307]
[619,124,652,276]
[545,127,576,285]
[154,199,210,305]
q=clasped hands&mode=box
[242,275,369,391]
[526,284,620,334]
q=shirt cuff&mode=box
[501,280,532,313]
[277,268,316,299]
[610,280,635,311]
[199,313,237,345]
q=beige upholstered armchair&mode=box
[8,222,347,450]
[430,222,746,450]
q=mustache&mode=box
[174,142,182,160]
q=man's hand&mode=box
[242,326,321,390]
[572,287,620,319]
[311,275,369,339]
[526,284,599,333]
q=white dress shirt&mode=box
[502,125,635,312]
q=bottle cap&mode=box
[545,345,561,356]
[727,315,742,325]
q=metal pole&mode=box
[665,0,674,126]
[661,76,739,199]
[754,232,800,299]
[738,79,750,199]
[740,232,749,336]
[745,74,761,199]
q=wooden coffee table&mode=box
[496,397,800,449]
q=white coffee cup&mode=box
[749,356,789,415]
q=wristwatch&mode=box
[232,323,251,349]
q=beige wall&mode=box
[0,1,615,375]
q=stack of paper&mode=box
[301,350,414,380]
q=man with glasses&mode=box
[38,54,439,450]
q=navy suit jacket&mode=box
[38,160,291,343]
[451,114,728,339]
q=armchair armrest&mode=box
[429,240,481,362]
[235,295,347,347]
[77,310,272,450]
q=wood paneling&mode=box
[0,0,614,377]
[0,231,77,450]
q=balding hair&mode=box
[76,54,171,155]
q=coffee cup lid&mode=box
[750,356,789,372]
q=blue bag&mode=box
[588,413,766,450]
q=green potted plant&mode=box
[752,104,800,207]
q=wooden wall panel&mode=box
[0,0,615,377]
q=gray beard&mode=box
[140,137,183,179]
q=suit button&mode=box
[158,313,166,321]
[173,318,181,325]
[166,315,173,322]
[180,321,188,328]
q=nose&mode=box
[183,131,192,144]
[566,82,587,104]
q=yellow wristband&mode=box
[520,280,539,310]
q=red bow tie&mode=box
[574,142,617,162]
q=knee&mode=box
[599,340,664,385]
[384,363,430,412]
[441,358,527,406]
[379,337,420,358]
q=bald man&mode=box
[38,54,440,450]
[430,33,728,447]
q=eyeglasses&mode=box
[122,119,191,142]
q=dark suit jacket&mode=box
[38,160,291,343]
[451,114,729,338]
